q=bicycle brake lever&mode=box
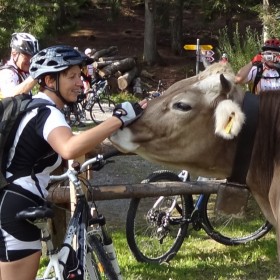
[91,159,115,171]
[91,160,106,171]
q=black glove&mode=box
[113,101,143,128]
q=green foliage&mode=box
[0,0,91,58]
[257,4,280,39]
[111,92,140,104]
[217,23,262,73]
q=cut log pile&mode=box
[88,46,157,97]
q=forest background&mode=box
[0,0,280,88]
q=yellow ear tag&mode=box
[224,113,235,134]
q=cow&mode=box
[110,62,280,259]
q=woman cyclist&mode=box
[0,45,147,280]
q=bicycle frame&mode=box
[33,154,123,279]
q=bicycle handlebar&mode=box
[49,148,123,182]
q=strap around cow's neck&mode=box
[227,92,260,185]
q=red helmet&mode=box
[262,38,280,51]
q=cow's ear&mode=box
[214,99,245,139]
[220,74,232,96]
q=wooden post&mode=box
[68,154,86,215]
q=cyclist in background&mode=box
[0,32,39,98]
[220,53,228,63]
[82,48,95,92]
[235,38,280,94]
[0,45,147,280]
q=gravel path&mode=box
[91,154,173,230]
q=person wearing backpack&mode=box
[0,45,147,280]
[0,32,39,99]
[235,38,280,94]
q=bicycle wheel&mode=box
[126,170,191,264]
[86,234,118,280]
[64,103,81,126]
[201,192,272,245]
[89,98,115,124]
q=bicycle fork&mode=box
[88,212,123,280]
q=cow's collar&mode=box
[227,92,260,185]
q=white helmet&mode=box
[10,32,39,56]
[85,48,92,56]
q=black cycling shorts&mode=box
[0,184,44,262]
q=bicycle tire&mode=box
[126,170,191,264]
[200,193,272,245]
[86,234,119,280]
[64,103,81,126]
[89,98,115,124]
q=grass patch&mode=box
[111,92,140,104]
[38,227,279,279]
[111,229,279,280]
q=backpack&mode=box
[0,94,54,189]
[251,63,280,94]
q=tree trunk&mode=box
[93,61,114,69]
[170,0,183,55]
[117,66,138,90]
[98,58,136,78]
[91,46,119,61]
[98,56,127,62]
[143,0,158,65]
[263,0,270,42]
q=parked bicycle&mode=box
[126,170,272,264]
[64,78,116,126]
[16,151,123,279]
[143,80,165,99]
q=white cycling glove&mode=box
[113,101,143,128]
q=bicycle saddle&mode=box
[16,206,54,220]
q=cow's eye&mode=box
[173,102,192,111]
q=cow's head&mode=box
[110,62,246,178]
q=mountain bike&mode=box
[16,151,123,279]
[126,170,273,264]
[64,78,115,126]
[143,80,165,99]
[85,78,116,124]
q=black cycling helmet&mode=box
[29,45,94,80]
[262,38,280,52]
[10,32,39,56]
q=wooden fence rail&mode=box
[47,181,222,203]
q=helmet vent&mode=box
[47,60,59,66]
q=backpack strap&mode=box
[252,63,280,94]
[2,97,55,192]
[0,65,25,84]
[252,63,263,94]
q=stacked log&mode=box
[89,46,157,95]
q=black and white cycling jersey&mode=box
[5,92,69,198]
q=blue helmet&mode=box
[29,45,93,79]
